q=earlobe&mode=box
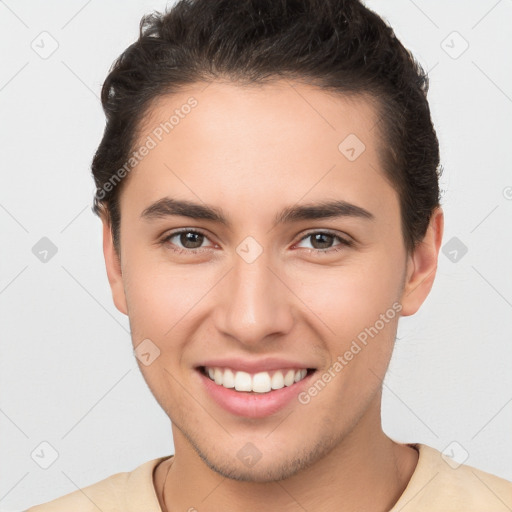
[101,216,128,315]
[400,207,444,317]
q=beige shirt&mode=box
[26,443,512,511]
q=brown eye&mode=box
[161,229,213,254]
[177,231,205,249]
[295,231,352,254]
[309,233,336,249]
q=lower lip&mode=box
[197,368,315,419]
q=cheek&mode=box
[122,234,404,352]
[291,255,403,340]
[295,267,401,412]
[121,249,215,343]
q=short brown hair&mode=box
[91,0,442,254]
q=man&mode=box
[27,0,512,510]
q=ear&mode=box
[101,215,128,315]
[400,207,444,317]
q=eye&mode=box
[160,229,215,254]
[295,231,353,254]
[160,228,353,256]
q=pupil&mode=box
[312,233,332,249]
[182,232,203,249]
[178,233,333,250]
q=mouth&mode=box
[197,365,317,394]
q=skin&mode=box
[101,80,443,512]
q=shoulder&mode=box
[25,456,171,512]
[391,443,512,512]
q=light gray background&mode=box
[1,1,511,510]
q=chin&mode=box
[196,437,336,483]
[202,454,309,483]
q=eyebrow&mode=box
[140,197,374,228]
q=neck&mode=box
[155,399,418,512]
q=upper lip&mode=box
[197,357,316,374]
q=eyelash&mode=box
[159,229,353,256]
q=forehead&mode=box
[122,79,397,224]
[138,79,380,159]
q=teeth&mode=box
[223,368,235,388]
[284,369,296,386]
[234,371,252,392]
[204,366,310,393]
[271,371,284,390]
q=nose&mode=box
[212,248,294,347]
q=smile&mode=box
[201,366,313,394]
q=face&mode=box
[103,80,442,482]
